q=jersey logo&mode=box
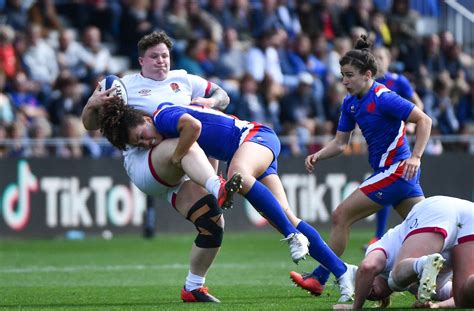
[367,101,376,113]
[376,191,383,199]
[350,105,355,113]
[138,89,151,96]
[409,218,419,229]
[170,83,181,93]
[386,80,395,88]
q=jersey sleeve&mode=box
[153,106,187,137]
[397,75,414,99]
[336,100,356,132]
[377,92,415,121]
[187,74,212,99]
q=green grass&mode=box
[1,229,415,310]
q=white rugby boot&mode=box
[418,253,445,303]
[282,232,310,264]
[336,264,358,303]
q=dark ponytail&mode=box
[340,35,378,76]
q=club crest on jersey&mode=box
[170,83,181,93]
[350,105,355,113]
[139,89,151,96]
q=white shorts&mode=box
[402,196,474,251]
[123,147,188,205]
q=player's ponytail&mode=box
[340,35,377,76]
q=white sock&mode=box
[205,176,220,198]
[413,255,429,277]
[185,271,205,291]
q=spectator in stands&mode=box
[56,28,94,82]
[296,0,343,40]
[163,0,191,42]
[25,116,52,158]
[387,0,421,73]
[0,25,17,79]
[217,27,247,81]
[4,0,30,32]
[231,73,268,124]
[323,80,345,133]
[274,0,301,39]
[340,0,373,35]
[8,71,47,122]
[280,72,329,155]
[82,129,120,159]
[186,0,223,43]
[28,0,62,36]
[81,26,111,79]
[56,115,84,158]
[47,73,85,136]
[0,70,14,125]
[22,23,59,100]
[421,33,445,78]
[326,36,352,81]
[206,0,234,30]
[370,10,392,47]
[249,0,282,38]
[175,38,206,76]
[0,121,8,157]
[6,119,27,157]
[228,0,253,42]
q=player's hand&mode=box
[171,154,183,170]
[413,300,440,308]
[191,97,216,108]
[88,83,117,109]
[400,156,420,180]
[333,303,354,310]
[305,153,320,173]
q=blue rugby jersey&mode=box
[376,71,414,100]
[337,81,415,170]
[153,103,252,162]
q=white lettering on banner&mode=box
[1,160,146,231]
[1,161,38,231]
[245,173,371,226]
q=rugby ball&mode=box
[99,75,128,104]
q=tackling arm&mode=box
[191,82,230,111]
[353,250,388,309]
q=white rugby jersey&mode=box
[121,69,211,115]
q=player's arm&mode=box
[191,82,230,111]
[305,130,351,173]
[82,84,117,130]
[353,251,387,309]
[402,106,432,180]
[171,113,202,166]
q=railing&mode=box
[442,0,474,56]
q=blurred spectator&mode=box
[0,70,14,124]
[218,27,248,81]
[387,0,421,73]
[56,28,94,82]
[424,73,459,135]
[456,77,474,137]
[228,0,253,42]
[261,74,284,133]
[0,121,8,157]
[175,38,206,76]
[187,0,223,43]
[82,26,111,79]
[250,0,282,38]
[275,0,301,39]
[119,0,153,68]
[28,0,62,36]
[279,72,329,155]
[22,23,59,100]
[370,10,392,47]
[326,36,351,81]
[296,0,343,40]
[0,25,17,79]
[56,115,84,158]
[7,71,47,121]
[4,0,31,32]
[83,129,120,158]
[47,74,86,135]
[421,33,445,78]
[25,116,52,157]
[6,119,27,157]
[245,29,284,85]
[231,73,268,125]
[340,0,373,35]
[206,0,234,31]
[163,0,191,42]
[323,80,345,131]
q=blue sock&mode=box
[375,205,391,239]
[244,181,297,237]
[312,265,331,285]
[297,221,346,278]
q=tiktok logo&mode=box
[2,160,38,231]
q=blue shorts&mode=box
[359,161,424,206]
[232,123,280,180]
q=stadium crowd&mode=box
[0,0,472,158]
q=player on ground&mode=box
[295,35,432,295]
[333,195,474,309]
[99,97,359,302]
[82,31,231,303]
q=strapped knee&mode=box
[187,194,224,248]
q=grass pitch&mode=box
[1,229,416,310]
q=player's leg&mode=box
[151,139,241,208]
[174,181,224,303]
[388,232,444,295]
[261,174,348,297]
[228,141,309,263]
[451,241,474,307]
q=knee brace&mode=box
[187,194,224,248]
